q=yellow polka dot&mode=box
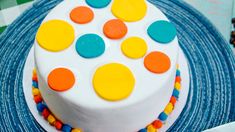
[111,0,147,22]
[93,63,135,101]
[121,37,148,59]
[36,20,75,52]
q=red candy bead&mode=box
[55,120,63,130]
[34,95,42,104]
[32,75,38,82]
[170,96,177,106]
[175,76,181,83]
[42,108,50,119]
[152,120,163,129]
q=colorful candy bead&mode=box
[71,128,83,132]
[158,112,168,121]
[147,124,157,132]
[62,124,72,132]
[32,88,40,96]
[170,96,177,106]
[55,120,63,130]
[33,68,37,76]
[175,76,181,83]
[152,120,163,129]
[172,89,180,98]
[174,82,181,90]
[32,75,38,82]
[37,102,47,112]
[164,103,174,115]
[139,128,147,132]
[47,114,56,125]
[176,70,180,76]
[32,81,38,88]
[34,95,42,104]
[42,108,50,119]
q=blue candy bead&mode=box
[176,70,181,76]
[138,128,147,132]
[36,103,47,112]
[62,124,72,132]
[172,89,180,98]
[76,34,105,59]
[32,81,38,88]
[159,112,168,121]
[86,0,111,8]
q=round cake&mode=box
[34,0,179,131]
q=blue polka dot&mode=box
[147,20,177,44]
[86,0,111,8]
[76,34,105,58]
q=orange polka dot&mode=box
[103,19,127,39]
[144,51,171,74]
[70,6,94,24]
[48,68,75,92]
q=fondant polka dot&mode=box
[48,68,75,92]
[93,63,135,101]
[103,19,127,39]
[111,0,147,22]
[36,20,75,52]
[144,51,171,74]
[76,34,105,58]
[147,20,177,43]
[70,6,94,24]
[86,0,111,8]
[121,37,148,59]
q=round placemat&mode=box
[0,0,234,131]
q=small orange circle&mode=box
[144,51,171,74]
[103,19,127,39]
[70,6,94,24]
[48,68,75,92]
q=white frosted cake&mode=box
[33,0,180,131]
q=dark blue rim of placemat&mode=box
[0,0,234,131]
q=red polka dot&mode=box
[48,68,75,92]
[70,6,94,24]
[144,51,171,74]
[103,19,127,39]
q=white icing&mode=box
[34,0,179,131]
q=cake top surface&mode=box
[35,0,179,108]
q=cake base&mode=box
[23,46,190,132]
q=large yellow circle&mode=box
[36,20,75,52]
[111,0,147,22]
[121,37,148,59]
[93,63,135,101]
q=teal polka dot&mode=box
[86,0,111,8]
[76,34,105,58]
[147,20,177,44]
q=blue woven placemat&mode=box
[0,0,234,131]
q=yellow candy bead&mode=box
[33,68,37,77]
[71,128,83,132]
[164,103,174,115]
[175,82,181,90]
[93,63,135,101]
[111,0,147,22]
[176,64,179,69]
[32,88,40,96]
[147,124,157,132]
[36,20,75,52]
[47,114,56,125]
[121,37,148,59]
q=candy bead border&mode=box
[32,66,181,132]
